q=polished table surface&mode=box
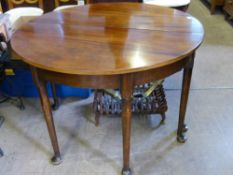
[11,3,203,75]
[11,3,204,175]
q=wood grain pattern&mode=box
[11,3,204,75]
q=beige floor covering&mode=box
[0,0,233,175]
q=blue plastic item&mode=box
[0,69,91,98]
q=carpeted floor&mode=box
[0,1,233,175]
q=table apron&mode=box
[36,56,190,89]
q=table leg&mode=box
[51,83,60,111]
[177,54,194,143]
[31,68,62,165]
[0,115,4,158]
[121,74,133,175]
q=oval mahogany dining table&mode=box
[11,3,204,175]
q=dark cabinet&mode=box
[209,0,225,14]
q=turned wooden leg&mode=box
[51,83,59,111]
[31,68,62,165]
[177,54,194,143]
[121,74,133,175]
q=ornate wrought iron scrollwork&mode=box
[93,81,168,126]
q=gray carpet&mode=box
[164,0,233,89]
[0,1,233,175]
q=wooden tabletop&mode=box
[11,3,204,75]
